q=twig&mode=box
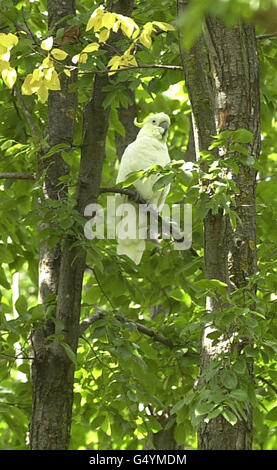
[100,186,189,244]
[79,308,174,348]
[79,310,105,335]
[100,186,144,200]
[77,64,183,75]
[256,32,277,40]
[13,85,39,137]
[0,352,34,360]
[89,265,116,311]
[257,375,277,394]
[0,172,35,180]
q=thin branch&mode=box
[88,265,116,311]
[77,64,183,75]
[100,186,190,244]
[0,172,36,180]
[79,311,105,335]
[257,376,277,394]
[256,32,277,40]
[100,186,144,200]
[0,352,34,360]
[13,85,39,137]
[11,91,28,140]
[79,308,174,348]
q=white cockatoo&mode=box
[115,112,171,264]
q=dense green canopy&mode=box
[0,0,277,450]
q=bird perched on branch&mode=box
[116,112,171,264]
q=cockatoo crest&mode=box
[134,113,170,142]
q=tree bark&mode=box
[30,0,135,450]
[198,18,260,450]
[115,89,138,161]
[30,0,78,450]
[178,1,260,450]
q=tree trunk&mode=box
[198,18,260,450]
[30,0,78,450]
[115,89,138,161]
[178,1,260,449]
[30,0,135,450]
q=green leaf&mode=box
[121,170,144,188]
[230,389,248,401]
[266,406,277,422]
[15,295,28,314]
[233,357,247,375]
[241,155,256,166]
[221,370,238,390]
[194,279,227,296]
[174,423,186,445]
[153,174,173,191]
[222,408,238,425]
[231,129,253,144]
[244,345,259,357]
[1,139,15,151]
[42,143,71,159]
[0,244,14,263]
[268,370,277,383]
[147,415,163,433]
[229,143,249,156]
[28,304,45,321]
[169,288,191,307]
[0,266,10,289]
[61,342,77,365]
[195,401,214,416]
[206,330,222,341]
[127,390,138,402]
[170,397,186,415]
[207,406,223,420]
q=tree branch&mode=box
[100,186,145,200]
[77,64,183,75]
[13,85,39,137]
[256,32,277,40]
[257,376,277,394]
[100,186,191,245]
[0,172,35,180]
[79,308,174,348]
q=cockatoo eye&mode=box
[152,119,156,123]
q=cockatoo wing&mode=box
[116,113,171,264]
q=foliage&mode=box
[0,0,277,451]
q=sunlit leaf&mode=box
[51,48,68,60]
[41,36,53,51]
[2,67,17,88]
[102,12,116,29]
[22,73,39,95]
[152,21,175,31]
[139,30,152,48]
[98,29,110,43]
[86,5,105,32]
[37,82,48,103]
[82,42,100,53]
[45,69,61,90]
[0,32,18,48]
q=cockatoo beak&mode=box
[159,121,169,135]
